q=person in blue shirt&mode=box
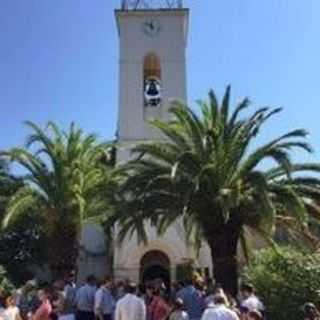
[94,277,115,320]
[176,279,205,320]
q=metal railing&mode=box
[121,0,183,10]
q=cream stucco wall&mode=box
[77,224,109,283]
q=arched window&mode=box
[143,53,162,107]
[144,53,161,79]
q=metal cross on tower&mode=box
[121,0,183,10]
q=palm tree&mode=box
[116,87,320,296]
[0,159,10,219]
[1,122,115,278]
[0,158,23,222]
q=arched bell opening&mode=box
[143,53,162,107]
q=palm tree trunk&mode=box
[106,228,114,276]
[207,223,241,297]
[48,222,78,279]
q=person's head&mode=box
[213,294,228,306]
[126,282,137,295]
[194,279,204,291]
[214,287,225,296]
[303,302,320,319]
[0,288,6,307]
[153,287,161,297]
[5,296,15,307]
[239,306,249,320]
[184,279,192,286]
[24,280,36,293]
[53,280,64,291]
[226,293,236,308]
[146,284,154,297]
[173,298,184,311]
[247,310,263,320]
[38,288,51,302]
[104,276,113,289]
[66,271,76,284]
[177,281,184,290]
[138,284,146,296]
[214,283,223,294]
[240,284,255,299]
[192,273,204,287]
[86,275,96,286]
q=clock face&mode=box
[142,19,161,37]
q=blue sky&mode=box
[1,0,320,163]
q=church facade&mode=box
[78,0,212,284]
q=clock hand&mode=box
[146,21,154,30]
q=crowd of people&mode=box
[0,272,319,320]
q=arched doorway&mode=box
[140,250,171,289]
[143,53,162,107]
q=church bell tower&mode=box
[115,0,189,144]
[113,1,212,284]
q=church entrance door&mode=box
[140,250,171,289]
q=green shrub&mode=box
[0,265,15,295]
[243,247,320,320]
[0,212,47,285]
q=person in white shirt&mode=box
[115,282,146,320]
[201,295,239,320]
[205,286,228,309]
[168,298,189,320]
[240,284,264,314]
[75,275,97,320]
[0,290,6,320]
[4,295,21,320]
[0,309,6,320]
[94,277,115,320]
